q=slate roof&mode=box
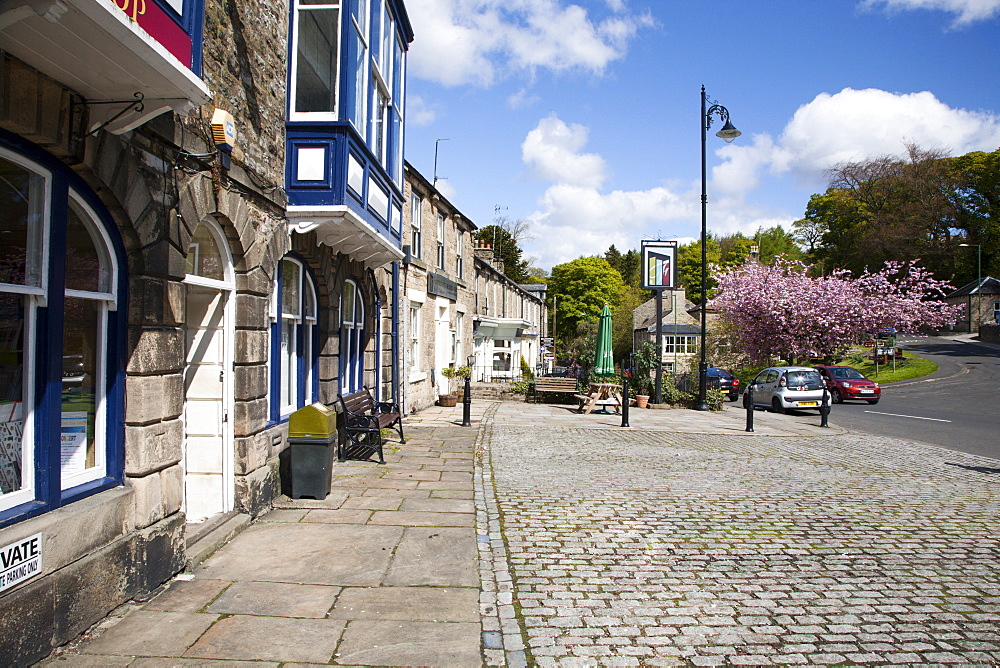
[946,276,1000,298]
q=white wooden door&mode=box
[183,285,232,521]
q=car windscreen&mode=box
[784,371,824,389]
[831,368,865,380]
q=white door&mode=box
[434,300,451,391]
[183,285,233,521]
[182,218,235,523]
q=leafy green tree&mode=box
[475,221,530,283]
[612,284,647,364]
[950,148,1000,284]
[677,238,721,305]
[548,257,625,341]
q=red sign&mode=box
[114,0,193,68]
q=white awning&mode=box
[287,205,404,270]
[0,0,211,134]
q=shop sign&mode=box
[0,533,42,593]
[427,273,458,301]
[113,0,194,67]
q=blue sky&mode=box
[401,0,1000,272]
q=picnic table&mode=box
[575,382,622,415]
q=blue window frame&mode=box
[340,279,365,393]
[0,131,126,527]
[270,256,319,421]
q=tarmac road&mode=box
[827,335,1000,460]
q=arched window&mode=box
[270,256,318,420]
[1,138,125,524]
[341,280,365,393]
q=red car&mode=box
[813,365,881,404]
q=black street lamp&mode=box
[697,85,741,411]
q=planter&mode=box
[635,394,650,409]
[438,394,458,407]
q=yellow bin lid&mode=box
[288,402,337,439]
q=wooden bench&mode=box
[533,376,579,403]
[335,388,404,465]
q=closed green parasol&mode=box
[593,304,615,376]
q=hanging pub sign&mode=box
[641,240,678,290]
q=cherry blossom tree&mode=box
[711,258,963,364]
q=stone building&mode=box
[472,246,545,382]
[0,0,412,662]
[400,162,476,412]
[633,288,707,373]
[944,276,1000,333]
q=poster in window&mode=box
[60,411,88,474]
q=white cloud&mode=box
[508,88,540,110]
[720,88,1000,194]
[520,90,1000,271]
[861,0,1000,26]
[522,114,608,188]
[406,95,437,127]
[406,0,653,87]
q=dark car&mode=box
[706,368,741,401]
[813,365,881,404]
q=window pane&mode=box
[62,297,99,478]
[282,260,301,317]
[296,8,340,112]
[352,25,367,138]
[0,293,26,496]
[304,279,316,319]
[342,283,353,325]
[281,319,296,409]
[185,222,224,281]
[0,155,45,287]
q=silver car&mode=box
[744,366,827,414]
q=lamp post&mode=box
[697,85,741,411]
[959,243,982,334]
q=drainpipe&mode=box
[393,262,401,408]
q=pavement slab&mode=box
[76,610,219,657]
[384,526,480,587]
[205,581,340,617]
[329,585,480,621]
[141,578,232,613]
[195,522,404,586]
[334,620,481,666]
[183,615,345,663]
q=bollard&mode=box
[819,387,830,428]
[744,383,754,432]
[461,373,472,427]
[620,375,630,428]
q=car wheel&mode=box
[771,397,785,414]
[867,399,879,405]
[831,389,843,404]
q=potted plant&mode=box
[439,365,470,407]
[631,373,653,409]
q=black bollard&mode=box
[745,383,754,432]
[819,387,830,428]
[620,375,630,428]
[461,373,472,427]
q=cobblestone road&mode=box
[483,424,1000,666]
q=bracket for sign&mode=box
[71,92,145,138]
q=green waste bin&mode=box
[288,403,337,500]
